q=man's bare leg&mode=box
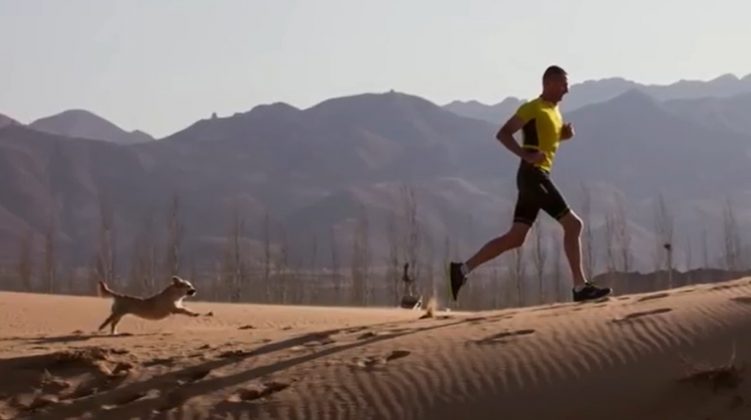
[559,211,612,301]
[559,212,586,287]
[464,222,530,273]
[449,222,530,301]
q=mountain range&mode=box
[445,73,751,124]
[1,73,751,290]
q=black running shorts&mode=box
[512,161,571,226]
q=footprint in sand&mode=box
[226,381,291,402]
[572,303,608,312]
[354,350,412,370]
[731,296,751,305]
[344,326,369,334]
[176,368,212,386]
[101,391,148,409]
[238,325,255,330]
[110,361,134,376]
[472,329,536,345]
[153,389,188,413]
[386,350,411,361]
[612,308,673,323]
[144,357,176,367]
[104,389,162,410]
[385,328,412,334]
[462,314,516,323]
[218,349,250,358]
[67,383,97,400]
[304,337,336,348]
[464,316,488,323]
[40,371,71,392]
[637,292,670,302]
[357,331,378,340]
[711,284,737,291]
[26,394,59,411]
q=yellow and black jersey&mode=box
[514,97,564,173]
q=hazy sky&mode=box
[2,0,749,137]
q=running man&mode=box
[449,65,612,303]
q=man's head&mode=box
[542,65,569,103]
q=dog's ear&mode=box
[172,276,182,285]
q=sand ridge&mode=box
[2,278,751,419]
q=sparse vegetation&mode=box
[3,178,751,312]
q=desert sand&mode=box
[2,278,751,419]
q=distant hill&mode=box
[663,92,751,136]
[444,73,751,124]
[0,113,19,129]
[30,109,154,145]
[1,83,751,289]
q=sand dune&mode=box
[3,278,751,419]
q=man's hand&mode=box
[523,150,545,165]
[561,122,575,140]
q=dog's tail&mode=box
[98,280,117,298]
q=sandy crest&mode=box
[2,278,751,419]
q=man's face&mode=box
[545,74,569,102]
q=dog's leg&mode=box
[109,314,124,335]
[99,314,116,332]
[173,307,200,317]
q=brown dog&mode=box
[98,276,200,335]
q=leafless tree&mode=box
[275,223,290,303]
[188,259,198,289]
[653,193,674,271]
[685,235,693,271]
[701,226,709,268]
[491,264,501,308]
[307,232,319,304]
[164,193,184,278]
[96,192,117,287]
[262,212,272,302]
[604,211,617,273]
[222,203,246,302]
[386,211,400,305]
[330,226,341,304]
[350,204,370,306]
[309,232,318,271]
[613,193,632,272]
[127,210,159,295]
[18,229,33,292]
[551,229,563,301]
[128,217,149,295]
[44,214,57,293]
[722,198,742,271]
[514,247,527,306]
[424,234,435,302]
[531,222,547,304]
[579,182,595,279]
[402,185,420,284]
[508,236,527,306]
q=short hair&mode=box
[543,65,567,81]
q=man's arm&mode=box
[496,116,544,164]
